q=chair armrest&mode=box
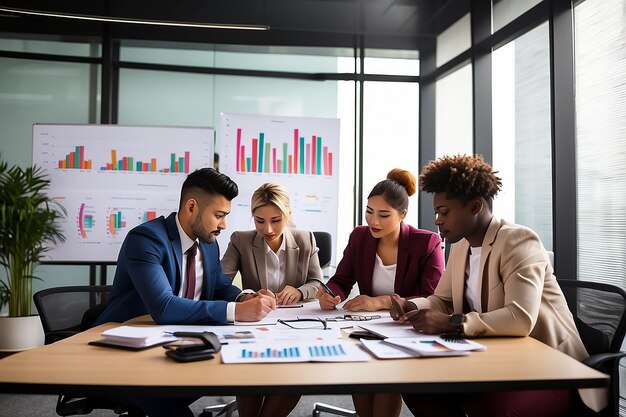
[583,351,626,369]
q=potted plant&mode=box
[0,157,65,350]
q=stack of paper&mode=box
[355,319,487,359]
[361,336,485,359]
[95,326,178,349]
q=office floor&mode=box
[0,393,414,416]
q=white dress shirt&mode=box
[175,215,237,322]
[264,237,287,292]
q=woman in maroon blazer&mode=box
[316,168,444,417]
[318,168,444,312]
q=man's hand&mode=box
[239,289,276,303]
[315,286,341,310]
[234,292,276,321]
[343,295,386,312]
[390,294,418,321]
[276,285,302,305]
[403,309,456,334]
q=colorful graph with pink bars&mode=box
[235,128,333,176]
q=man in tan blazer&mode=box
[391,155,605,417]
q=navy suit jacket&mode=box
[94,213,242,326]
[327,223,444,300]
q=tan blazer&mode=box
[221,228,322,300]
[412,217,606,412]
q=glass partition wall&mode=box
[0,36,419,297]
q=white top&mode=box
[264,237,287,292]
[371,254,397,297]
[465,246,482,313]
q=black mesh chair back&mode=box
[313,231,332,269]
[558,279,626,417]
[34,285,111,344]
[33,285,143,416]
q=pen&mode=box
[277,304,304,308]
[317,280,335,298]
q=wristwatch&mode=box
[450,314,466,335]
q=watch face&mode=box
[451,314,464,327]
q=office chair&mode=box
[33,285,144,417]
[558,279,626,417]
[199,399,237,417]
[311,231,358,417]
[313,231,332,270]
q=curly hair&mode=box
[419,154,502,203]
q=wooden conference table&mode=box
[0,317,608,398]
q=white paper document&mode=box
[220,340,371,363]
[381,338,469,357]
[357,317,418,338]
[359,339,416,359]
[99,326,178,348]
[381,336,486,358]
[234,300,390,326]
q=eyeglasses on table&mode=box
[325,314,382,322]
[277,318,328,330]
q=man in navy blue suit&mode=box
[94,167,276,416]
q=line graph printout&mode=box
[219,113,340,262]
[33,124,214,262]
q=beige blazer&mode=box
[412,217,606,412]
[221,228,323,300]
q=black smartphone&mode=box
[163,344,215,354]
[165,348,214,362]
[348,330,385,340]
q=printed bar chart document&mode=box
[220,341,370,363]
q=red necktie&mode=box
[185,242,198,299]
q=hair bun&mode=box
[387,168,416,197]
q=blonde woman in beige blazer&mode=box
[391,155,604,417]
[221,227,322,301]
[220,183,322,417]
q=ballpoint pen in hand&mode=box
[317,279,335,297]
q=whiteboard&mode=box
[218,113,340,266]
[32,124,214,263]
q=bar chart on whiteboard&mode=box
[32,124,214,262]
[219,113,340,260]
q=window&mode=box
[492,23,552,249]
[436,65,473,158]
[437,14,471,67]
[574,0,626,288]
[492,0,543,33]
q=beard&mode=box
[191,216,221,243]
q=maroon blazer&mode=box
[327,223,444,300]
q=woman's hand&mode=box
[276,285,302,305]
[315,285,341,310]
[343,295,387,312]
